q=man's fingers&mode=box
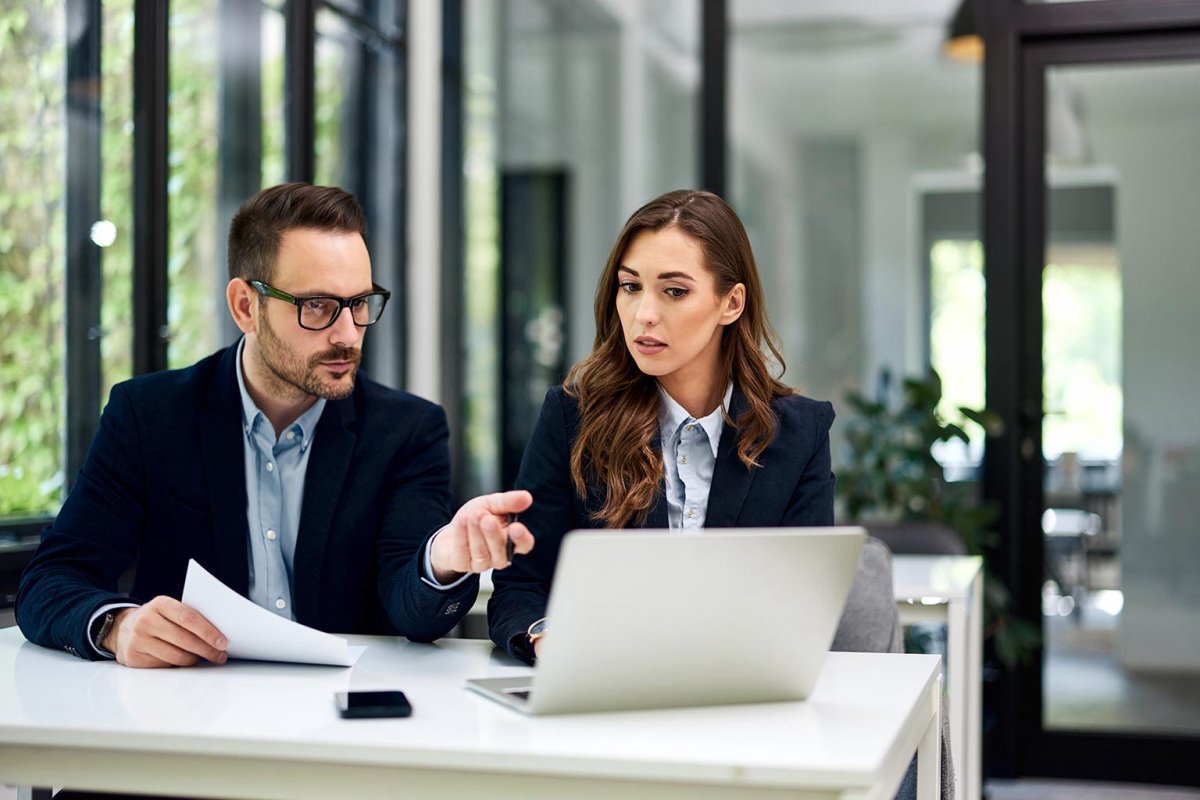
[150,616,228,664]
[482,490,533,516]
[466,514,491,572]
[505,523,535,555]
[122,650,172,669]
[139,637,200,668]
[155,597,227,651]
[479,514,510,569]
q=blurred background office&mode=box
[1,0,1198,795]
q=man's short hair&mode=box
[227,183,367,284]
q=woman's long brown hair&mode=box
[565,189,793,528]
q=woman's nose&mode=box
[635,295,659,326]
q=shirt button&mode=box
[687,424,695,432]
[286,431,295,441]
[266,530,277,541]
[687,509,695,519]
[266,462,274,472]
[275,598,286,609]
[680,455,688,464]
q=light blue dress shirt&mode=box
[658,382,733,530]
[235,337,327,620]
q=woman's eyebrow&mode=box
[656,270,695,282]
[617,265,639,277]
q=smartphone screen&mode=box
[335,690,413,719]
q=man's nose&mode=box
[328,304,360,346]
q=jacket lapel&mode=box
[645,429,669,528]
[198,345,251,598]
[645,481,669,528]
[704,385,757,528]
[292,395,356,628]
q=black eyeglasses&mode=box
[250,280,391,331]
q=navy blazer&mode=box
[488,384,836,662]
[17,344,478,660]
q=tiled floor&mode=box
[987,779,1200,800]
[1043,600,1200,736]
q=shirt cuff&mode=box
[421,525,473,591]
[86,602,141,658]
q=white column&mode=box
[406,0,442,401]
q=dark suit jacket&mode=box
[16,344,477,660]
[488,384,836,662]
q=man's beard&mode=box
[257,311,361,401]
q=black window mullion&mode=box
[285,0,317,183]
[700,0,727,199]
[64,0,104,488]
[132,0,170,376]
[441,0,464,502]
[1009,0,1200,37]
[981,0,1024,780]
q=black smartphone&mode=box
[335,690,413,719]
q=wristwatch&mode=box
[91,611,117,654]
[526,617,548,648]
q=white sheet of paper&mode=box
[181,559,365,667]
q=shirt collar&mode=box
[657,381,734,460]
[235,337,326,446]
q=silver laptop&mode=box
[466,526,865,715]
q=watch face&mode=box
[529,619,547,637]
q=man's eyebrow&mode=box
[290,287,373,297]
[617,265,639,277]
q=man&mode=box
[17,183,531,667]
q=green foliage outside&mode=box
[0,1,67,517]
[0,1,301,519]
[167,0,221,371]
[100,0,134,403]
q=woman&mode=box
[489,189,858,663]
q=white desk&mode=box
[892,556,984,800]
[0,627,941,800]
[473,555,982,800]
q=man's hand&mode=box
[429,490,535,583]
[103,596,228,668]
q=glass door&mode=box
[1014,33,1200,784]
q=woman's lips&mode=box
[634,339,667,356]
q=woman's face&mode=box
[614,226,744,382]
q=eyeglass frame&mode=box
[249,280,392,331]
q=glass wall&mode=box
[314,0,407,389]
[729,0,981,469]
[461,0,701,494]
[0,0,406,535]
[99,0,135,400]
[0,0,135,520]
[0,1,69,519]
[1039,60,1200,737]
[167,0,292,370]
[167,0,222,369]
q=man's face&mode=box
[254,228,373,401]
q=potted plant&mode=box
[837,369,1039,667]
